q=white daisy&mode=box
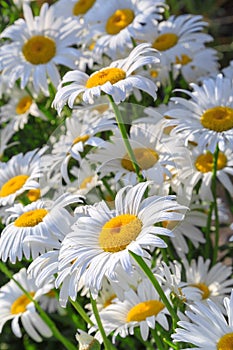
[53,0,96,20]
[145,14,213,65]
[0,3,82,95]
[0,193,82,263]
[183,256,233,311]
[166,74,233,152]
[0,268,52,342]
[52,43,159,112]
[174,146,233,201]
[56,181,186,299]
[87,124,179,186]
[0,147,46,206]
[172,289,233,349]
[85,0,165,59]
[0,86,46,131]
[91,278,170,342]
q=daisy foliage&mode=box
[0,1,233,350]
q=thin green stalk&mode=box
[70,299,94,326]
[204,202,214,259]
[0,262,76,350]
[151,328,166,350]
[129,251,179,325]
[102,178,115,199]
[212,146,220,265]
[90,295,116,350]
[163,337,179,350]
[108,96,143,182]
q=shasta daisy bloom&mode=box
[0,86,46,131]
[53,0,96,19]
[84,0,165,59]
[183,256,233,311]
[56,181,186,298]
[0,268,52,342]
[166,74,233,152]
[0,147,46,206]
[172,290,233,349]
[174,146,233,201]
[145,14,212,65]
[0,193,82,263]
[0,3,82,95]
[52,43,159,113]
[91,278,170,342]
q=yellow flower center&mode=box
[46,290,56,298]
[150,70,159,78]
[11,292,35,314]
[192,283,210,299]
[217,333,233,350]
[85,68,126,88]
[16,96,33,114]
[14,208,48,227]
[175,54,192,65]
[72,134,90,145]
[126,300,165,322]
[0,175,29,197]
[162,220,179,230]
[201,106,233,132]
[80,176,93,189]
[72,0,96,15]
[121,148,159,172]
[152,33,178,51]
[106,8,135,35]
[195,152,227,173]
[22,35,56,65]
[99,214,142,252]
[26,189,41,202]
[103,294,116,308]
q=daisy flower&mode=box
[0,193,82,263]
[88,124,179,186]
[0,268,52,342]
[84,0,165,59]
[0,3,82,95]
[53,0,97,20]
[145,14,213,65]
[52,43,159,112]
[183,256,233,311]
[166,74,233,152]
[172,289,233,349]
[0,147,46,206]
[0,86,46,131]
[174,146,233,201]
[91,278,170,342]
[56,181,186,298]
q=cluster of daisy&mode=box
[0,0,233,349]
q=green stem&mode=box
[163,337,179,349]
[204,202,214,259]
[129,251,179,325]
[70,299,94,326]
[0,262,76,350]
[212,146,219,265]
[102,178,115,199]
[108,96,143,181]
[90,295,116,350]
[152,328,166,350]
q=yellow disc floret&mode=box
[152,33,178,51]
[22,35,56,65]
[14,208,48,227]
[72,135,90,145]
[86,67,126,88]
[201,106,233,132]
[106,9,135,35]
[121,148,159,172]
[217,333,233,350]
[73,0,96,15]
[126,300,165,322]
[0,175,29,197]
[192,283,210,299]
[80,176,93,189]
[11,292,35,314]
[195,152,227,173]
[175,54,192,65]
[16,96,33,114]
[99,214,142,252]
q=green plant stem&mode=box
[212,146,220,265]
[129,251,179,325]
[204,202,214,259]
[70,299,94,326]
[108,96,143,182]
[0,262,76,350]
[102,178,115,199]
[152,328,166,349]
[90,295,116,350]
